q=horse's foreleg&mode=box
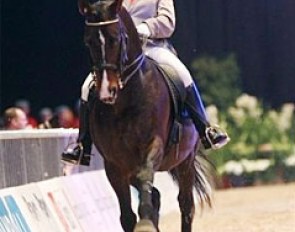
[134,136,163,232]
[131,180,161,232]
[172,155,196,232]
[135,164,157,232]
[104,161,137,232]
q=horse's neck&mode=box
[112,8,153,114]
[120,8,143,61]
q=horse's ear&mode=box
[78,0,91,15]
[110,0,123,14]
[116,0,123,12]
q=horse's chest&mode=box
[92,116,153,154]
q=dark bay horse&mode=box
[78,0,211,231]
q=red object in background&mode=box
[28,116,38,128]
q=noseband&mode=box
[85,18,119,26]
[85,17,144,89]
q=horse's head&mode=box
[78,0,142,105]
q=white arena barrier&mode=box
[0,170,180,232]
[0,129,104,189]
[0,171,124,232]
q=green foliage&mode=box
[190,54,295,185]
[206,94,295,184]
[191,54,241,111]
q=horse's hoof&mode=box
[134,219,157,232]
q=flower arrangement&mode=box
[206,94,295,187]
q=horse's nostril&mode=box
[109,87,117,97]
[102,97,116,105]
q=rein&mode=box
[120,53,145,88]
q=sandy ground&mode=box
[160,183,295,232]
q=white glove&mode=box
[136,23,151,38]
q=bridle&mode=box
[85,16,145,89]
[85,18,119,26]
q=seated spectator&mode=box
[2,107,30,130]
[73,99,80,128]
[55,105,76,128]
[37,107,56,129]
[38,107,53,124]
[15,99,38,128]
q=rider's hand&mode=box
[136,23,151,38]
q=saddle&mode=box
[149,58,188,145]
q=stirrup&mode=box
[205,126,230,150]
[61,143,90,166]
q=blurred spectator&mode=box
[73,99,80,128]
[38,107,57,129]
[0,117,3,128]
[15,99,38,128]
[2,107,30,130]
[38,113,60,129]
[55,105,77,128]
[38,107,53,124]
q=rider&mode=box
[61,0,230,166]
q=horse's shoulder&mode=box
[145,57,186,102]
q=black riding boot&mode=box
[61,100,92,166]
[185,84,230,149]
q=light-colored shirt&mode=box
[123,0,176,39]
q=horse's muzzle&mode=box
[100,87,117,105]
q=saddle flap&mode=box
[157,63,186,118]
[157,63,187,145]
[158,64,186,102]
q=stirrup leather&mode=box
[75,143,85,165]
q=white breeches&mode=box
[144,46,193,88]
[81,73,95,102]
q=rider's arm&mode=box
[140,0,176,39]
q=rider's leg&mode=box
[145,47,229,149]
[184,83,229,149]
[61,73,94,165]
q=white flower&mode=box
[228,107,246,126]
[236,94,259,111]
[269,103,295,132]
[241,159,272,172]
[223,161,244,175]
[281,103,295,117]
[268,110,279,122]
[232,94,262,120]
[284,154,295,166]
[248,107,262,119]
[278,103,295,132]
